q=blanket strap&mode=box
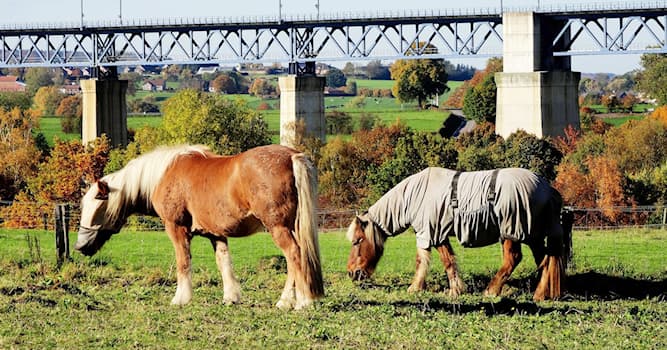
[487,169,499,204]
[450,171,461,209]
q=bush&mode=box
[500,130,563,181]
[325,110,354,135]
[257,102,272,110]
[346,95,366,109]
[60,115,81,133]
[161,90,270,155]
[368,131,457,201]
[358,113,380,131]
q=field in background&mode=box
[0,227,665,348]
[37,79,458,146]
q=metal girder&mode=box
[552,13,667,56]
[0,16,502,68]
[1,4,667,68]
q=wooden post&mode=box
[662,207,666,230]
[54,204,71,265]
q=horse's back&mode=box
[153,144,301,235]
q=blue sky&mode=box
[2,0,647,74]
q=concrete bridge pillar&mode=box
[278,72,326,147]
[495,12,580,139]
[80,77,128,147]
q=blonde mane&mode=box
[346,214,386,250]
[103,145,210,223]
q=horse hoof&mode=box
[294,299,313,310]
[483,289,499,298]
[276,299,295,310]
[447,289,461,298]
[407,284,424,293]
[225,298,241,304]
[170,297,191,306]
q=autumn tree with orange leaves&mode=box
[3,137,110,229]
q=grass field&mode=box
[1,227,665,348]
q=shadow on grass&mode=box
[350,271,666,315]
[564,271,667,300]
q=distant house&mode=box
[0,76,26,92]
[196,66,219,75]
[62,67,90,81]
[59,84,81,95]
[142,79,166,91]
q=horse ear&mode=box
[95,180,110,200]
[356,215,368,229]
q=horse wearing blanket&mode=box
[346,167,571,301]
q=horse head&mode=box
[75,179,123,256]
[346,213,386,281]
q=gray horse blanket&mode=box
[368,167,554,249]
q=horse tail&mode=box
[291,153,324,298]
[534,186,567,301]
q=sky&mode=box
[1,0,649,74]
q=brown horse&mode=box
[346,167,571,301]
[76,144,323,309]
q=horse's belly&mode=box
[193,214,264,238]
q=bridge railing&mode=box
[1,1,665,31]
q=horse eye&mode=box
[353,237,364,245]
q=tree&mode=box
[0,92,32,111]
[325,67,347,88]
[248,78,276,97]
[601,94,619,113]
[4,137,110,228]
[0,108,41,200]
[120,71,142,96]
[369,131,458,200]
[342,62,357,77]
[210,75,236,93]
[344,80,357,95]
[500,130,563,181]
[161,89,270,155]
[33,86,65,116]
[462,74,497,123]
[620,93,639,112]
[24,67,56,95]
[390,57,449,109]
[636,53,667,105]
[365,60,390,80]
[56,95,82,117]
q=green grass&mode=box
[36,116,164,146]
[602,114,646,127]
[1,227,665,348]
[35,79,465,145]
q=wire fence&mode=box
[1,201,665,232]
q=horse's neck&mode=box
[108,168,157,220]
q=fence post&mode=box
[663,207,666,230]
[54,203,71,265]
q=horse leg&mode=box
[165,221,193,305]
[269,225,311,310]
[210,237,241,305]
[435,240,466,298]
[484,240,522,297]
[407,248,431,293]
[528,242,546,267]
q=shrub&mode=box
[161,90,270,155]
[500,130,563,181]
[325,110,354,135]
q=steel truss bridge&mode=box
[0,2,666,69]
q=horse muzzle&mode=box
[75,227,114,256]
[348,269,369,281]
